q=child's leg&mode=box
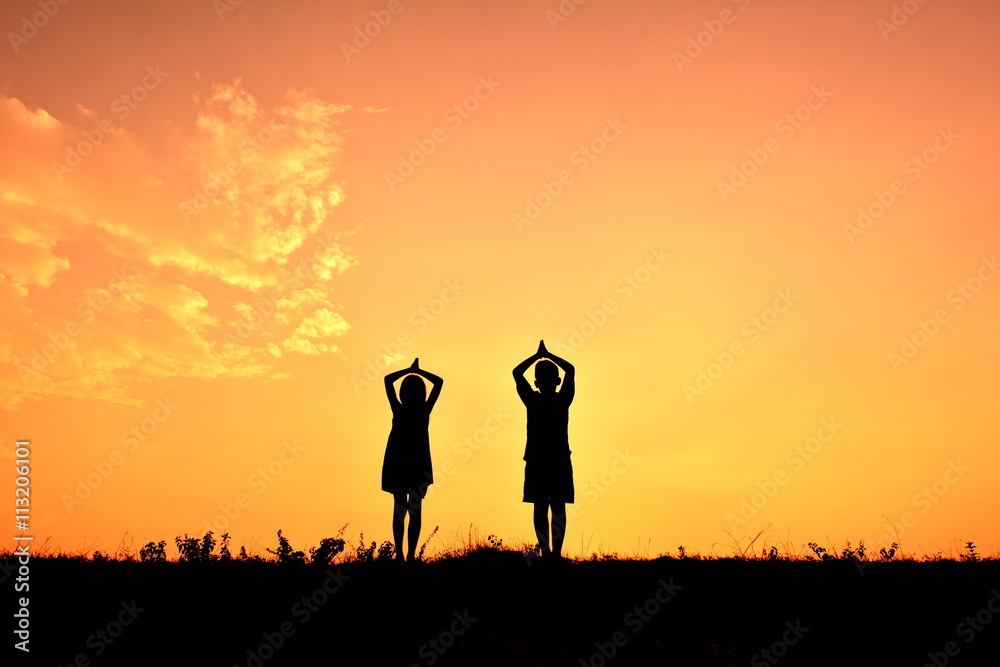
[533,502,551,555]
[392,492,407,561]
[406,492,423,561]
[550,502,567,558]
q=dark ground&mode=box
[9,551,1000,666]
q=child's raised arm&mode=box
[513,348,540,385]
[513,341,547,400]
[408,359,444,410]
[383,365,412,408]
[543,350,574,376]
[542,344,575,400]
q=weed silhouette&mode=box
[140,540,167,562]
[960,541,980,562]
[268,530,306,564]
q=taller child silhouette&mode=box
[382,358,443,562]
[513,340,575,560]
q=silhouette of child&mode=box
[513,340,575,559]
[382,358,443,562]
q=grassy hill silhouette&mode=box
[7,528,1000,666]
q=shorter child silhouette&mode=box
[382,358,443,562]
[513,340,575,559]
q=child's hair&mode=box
[399,374,427,404]
[534,359,559,381]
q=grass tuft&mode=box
[3,528,997,565]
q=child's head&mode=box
[399,375,427,404]
[533,359,561,392]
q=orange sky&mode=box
[2,0,999,559]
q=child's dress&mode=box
[381,401,433,497]
[519,389,575,503]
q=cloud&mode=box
[282,308,351,355]
[0,81,357,409]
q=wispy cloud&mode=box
[0,80,357,409]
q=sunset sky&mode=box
[3,0,999,559]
